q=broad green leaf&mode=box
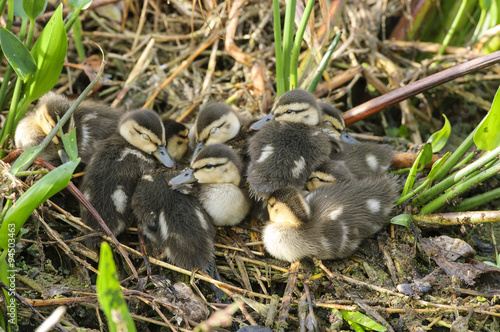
[340,310,387,331]
[402,144,433,196]
[13,0,29,19]
[61,128,79,161]
[0,250,16,328]
[0,159,80,250]
[97,242,137,332]
[9,145,43,175]
[24,4,68,104]
[69,0,93,10]
[22,0,48,20]
[475,86,500,150]
[0,28,36,80]
[427,152,451,180]
[480,0,492,10]
[390,214,411,229]
[427,114,451,153]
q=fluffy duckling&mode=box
[80,109,175,245]
[247,120,334,199]
[263,175,399,262]
[15,92,123,164]
[252,89,393,179]
[190,103,255,158]
[169,144,251,227]
[132,169,215,271]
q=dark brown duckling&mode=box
[15,92,123,164]
[132,168,215,271]
[263,175,399,262]
[80,109,175,246]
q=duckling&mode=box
[163,119,190,164]
[252,89,393,179]
[80,109,175,245]
[190,103,255,159]
[169,144,251,227]
[247,120,333,198]
[318,102,358,144]
[263,175,399,262]
[132,168,215,271]
[14,92,123,164]
[306,160,355,191]
[250,89,322,130]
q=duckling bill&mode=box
[263,175,399,262]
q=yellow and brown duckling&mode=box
[80,109,175,246]
[190,102,255,159]
[14,92,123,164]
[263,175,399,262]
[132,168,215,271]
[169,144,252,227]
[318,101,358,144]
[163,119,190,164]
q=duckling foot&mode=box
[203,263,229,303]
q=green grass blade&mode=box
[69,0,93,10]
[290,0,314,89]
[340,310,387,331]
[0,159,80,250]
[401,143,433,196]
[282,0,296,91]
[0,250,15,328]
[307,32,342,93]
[273,0,285,97]
[97,242,137,332]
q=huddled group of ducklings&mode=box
[15,89,399,273]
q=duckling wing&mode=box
[305,175,399,259]
[72,101,123,164]
[331,142,394,179]
[247,122,332,197]
[132,169,216,271]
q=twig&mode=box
[276,260,300,331]
[343,51,500,126]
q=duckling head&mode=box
[268,186,310,226]
[307,170,338,191]
[251,89,321,130]
[169,144,243,186]
[192,103,241,157]
[319,102,358,144]
[119,109,175,168]
[163,119,189,162]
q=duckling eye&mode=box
[323,121,333,128]
[204,164,214,170]
[147,221,158,232]
[210,127,218,135]
[285,109,293,114]
[141,133,150,141]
